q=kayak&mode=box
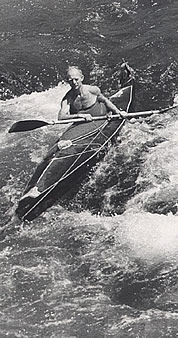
[16,84,134,221]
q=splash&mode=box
[71,104,178,217]
[0,82,69,227]
[113,211,178,265]
[0,81,69,124]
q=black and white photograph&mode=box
[0,0,178,337]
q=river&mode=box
[0,0,178,337]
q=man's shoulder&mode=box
[83,84,100,95]
[62,89,73,101]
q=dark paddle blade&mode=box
[8,120,50,133]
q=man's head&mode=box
[66,66,84,90]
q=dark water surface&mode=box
[0,0,178,337]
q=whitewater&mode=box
[0,0,178,337]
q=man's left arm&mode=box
[98,93,127,118]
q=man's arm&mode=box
[58,96,71,120]
[89,85,127,118]
[58,96,92,121]
[98,93,127,117]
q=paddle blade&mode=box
[8,120,49,133]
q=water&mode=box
[0,0,178,337]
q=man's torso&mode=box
[67,85,99,113]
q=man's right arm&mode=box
[58,97,71,120]
[58,97,93,121]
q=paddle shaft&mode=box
[8,103,178,132]
[50,104,178,124]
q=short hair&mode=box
[66,66,83,77]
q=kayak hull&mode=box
[16,85,134,220]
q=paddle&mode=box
[8,104,178,133]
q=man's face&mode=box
[67,69,84,90]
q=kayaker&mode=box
[58,66,127,121]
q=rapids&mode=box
[0,0,178,337]
[0,83,178,338]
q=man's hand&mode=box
[106,111,113,121]
[115,109,127,118]
[77,113,93,121]
[119,110,128,118]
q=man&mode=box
[58,66,126,121]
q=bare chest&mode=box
[71,92,96,112]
